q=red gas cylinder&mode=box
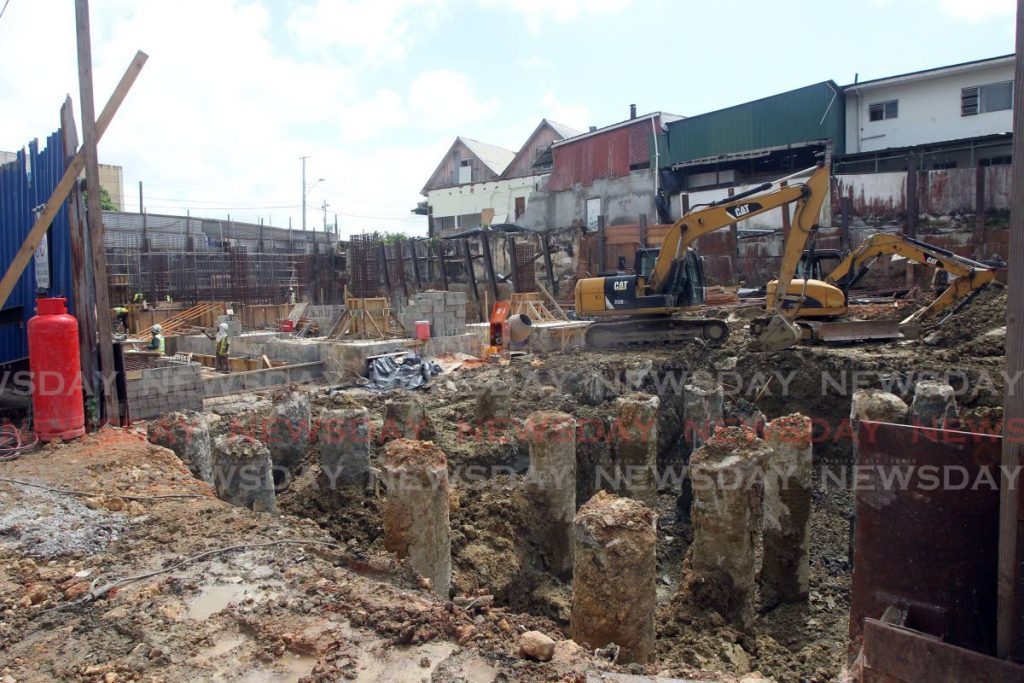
[28,298,85,442]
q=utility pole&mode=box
[138,180,143,214]
[300,155,309,233]
[322,200,329,231]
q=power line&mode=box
[0,0,12,21]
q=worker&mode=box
[133,292,144,304]
[288,287,297,305]
[204,323,231,373]
[112,306,129,332]
[148,324,165,355]
[165,293,173,303]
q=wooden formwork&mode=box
[329,297,403,339]
[510,291,567,322]
[127,301,225,340]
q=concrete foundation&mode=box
[126,361,204,419]
[610,393,659,506]
[266,391,311,479]
[761,414,813,608]
[380,392,435,442]
[909,380,959,429]
[381,439,452,597]
[524,411,577,577]
[571,490,657,664]
[318,407,372,489]
[211,435,276,513]
[146,411,213,483]
[684,426,771,630]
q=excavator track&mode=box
[584,316,729,350]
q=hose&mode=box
[0,425,39,462]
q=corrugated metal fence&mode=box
[0,129,74,363]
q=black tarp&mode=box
[367,355,441,391]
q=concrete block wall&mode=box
[127,361,204,419]
[400,290,467,338]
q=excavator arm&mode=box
[650,164,831,293]
[746,164,832,351]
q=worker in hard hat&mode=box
[112,306,129,332]
[288,287,297,305]
[133,292,144,304]
[148,324,165,355]
[203,323,231,373]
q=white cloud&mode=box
[937,0,1014,21]
[286,0,447,65]
[477,0,633,33]
[337,90,409,143]
[409,69,500,129]
[541,91,591,132]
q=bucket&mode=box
[415,320,431,341]
[280,319,295,332]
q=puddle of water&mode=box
[240,653,317,683]
[186,584,255,621]
[353,641,455,682]
[192,633,248,661]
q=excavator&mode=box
[575,164,831,349]
[753,232,997,347]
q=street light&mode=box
[300,154,325,233]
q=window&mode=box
[514,196,526,219]
[868,100,898,121]
[962,81,1013,116]
[458,158,473,184]
[980,155,1012,167]
[586,197,601,231]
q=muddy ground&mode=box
[0,284,1008,682]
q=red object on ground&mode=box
[28,298,85,442]
[415,320,431,341]
[280,319,295,332]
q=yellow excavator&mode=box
[755,233,997,346]
[575,164,831,349]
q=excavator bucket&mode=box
[749,314,802,352]
[813,319,904,343]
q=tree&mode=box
[99,187,117,211]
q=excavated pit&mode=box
[194,287,1010,681]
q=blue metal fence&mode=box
[0,128,74,363]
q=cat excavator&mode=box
[575,164,832,349]
[752,232,997,348]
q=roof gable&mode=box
[501,119,582,179]
[420,137,516,195]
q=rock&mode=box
[454,624,476,645]
[63,581,91,601]
[21,584,49,606]
[724,642,751,673]
[147,647,162,661]
[103,497,126,512]
[104,673,119,683]
[518,631,556,662]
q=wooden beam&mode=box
[506,235,519,293]
[437,240,449,290]
[409,239,423,290]
[462,239,483,320]
[0,50,147,312]
[998,0,1024,659]
[61,97,99,411]
[77,0,131,426]
[541,232,557,296]
[479,232,499,303]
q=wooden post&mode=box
[975,165,987,259]
[462,239,483,320]
[61,98,98,409]
[76,0,119,426]
[597,215,607,275]
[437,240,449,290]
[840,195,852,253]
[0,50,147,311]
[541,232,557,296]
[479,232,499,304]
[998,0,1024,659]
[506,235,519,293]
[906,154,919,239]
[639,213,648,248]
[394,239,409,299]
[409,239,423,290]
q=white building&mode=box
[844,54,1013,165]
[421,120,581,238]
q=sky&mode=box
[0,0,1017,238]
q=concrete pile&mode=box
[909,380,959,429]
[380,391,436,442]
[147,411,213,483]
[610,393,659,506]
[571,490,657,664]
[523,411,577,577]
[381,438,452,597]
[318,407,372,490]
[211,434,276,513]
[682,426,770,630]
[400,290,467,338]
[266,390,311,483]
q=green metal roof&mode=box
[656,81,845,167]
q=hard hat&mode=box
[218,323,229,331]
[151,324,162,333]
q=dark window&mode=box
[980,155,1012,167]
[869,99,898,121]
[514,196,526,219]
[931,161,957,170]
[963,81,1012,116]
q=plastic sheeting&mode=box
[367,355,441,391]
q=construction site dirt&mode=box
[0,284,1010,682]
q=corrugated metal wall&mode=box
[0,130,74,363]
[656,81,845,166]
[548,120,655,192]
